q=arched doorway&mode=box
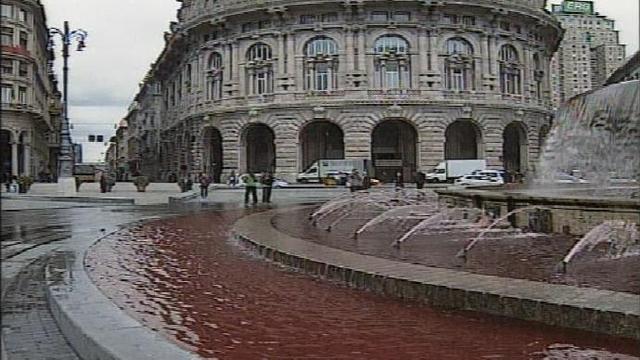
[445,120,482,159]
[1,130,12,181]
[371,120,417,182]
[202,127,223,183]
[242,124,275,174]
[299,121,344,171]
[503,122,528,173]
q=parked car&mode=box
[325,171,349,185]
[553,173,589,184]
[474,170,506,184]
[454,175,502,186]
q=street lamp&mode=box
[49,21,87,194]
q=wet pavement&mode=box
[273,207,640,294]
[87,209,640,359]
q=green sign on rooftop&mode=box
[561,0,594,14]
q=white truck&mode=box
[297,159,371,183]
[426,160,487,183]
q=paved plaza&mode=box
[1,187,639,359]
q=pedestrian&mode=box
[99,171,108,193]
[243,172,258,204]
[348,169,362,192]
[416,171,426,190]
[395,171,404,189]
[362,174,370,190]
[199,173,211,199]
[261,171,274,203]
[229,170,237,188]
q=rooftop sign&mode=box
[561,0,594,14]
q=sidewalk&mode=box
[2,182,184,206]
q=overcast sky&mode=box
[41,0,639,162]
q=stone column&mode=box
[11,141,18,176]
[418,26,428,86]
[23,143,31,176]
[344,27,354,72]
[357,28,366,73]
[232,42,240,96]
[429,29,440,73]
[277,33,285,76]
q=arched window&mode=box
[499,45,521,95]
[444,38,474,91]
[207,52,223,100]
[533,53,543,100]
[373,35,410,90]
[246,43,274,95]
[304,36,339,92]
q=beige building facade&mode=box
[132,0,562,183]
[549,0,626,108]
[1,0,61,181]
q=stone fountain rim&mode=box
[435,187,640,209]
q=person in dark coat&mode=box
[395,171,404,189]
[416,171,426,189]
[261,172,274,203]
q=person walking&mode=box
[243,172,258,204]
[229,170,237,188]
[98,171,108,193]
[349,169,363,192]
[261,172,274,203]
[395,171,404,190]
[199,173,212,199]
[416,171,426,190]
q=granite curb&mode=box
[1,194,135,204]
[44,225,198,360]
[231,207,640,340]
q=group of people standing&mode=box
[241,172,274,204]
[196,171,275,205]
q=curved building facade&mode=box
[133,0,562,182]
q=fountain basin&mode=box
[235,208,640,340]
[435,186,640,236]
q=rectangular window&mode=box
[393,12,410,22]
[88,135,96,142]
[444,14,458,24]
[300,15,316,24]
[1,59,12,75]
[1,26,13,46]
[18,8,27,22]
[462,16,475,26]
[321,12,337,22]
[371,11,389,22]
[1,4,12,18]
[258,20,270,29]
[97,135,104,143]
[1,84,13,103]
[17,86,26,104]
[18,62,27,77]
[241,22,255,32]
[19,31,27,48]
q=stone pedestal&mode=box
[57,176,77,195]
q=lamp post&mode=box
[49,21,87,193]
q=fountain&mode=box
[559,220,640,272]
[538,80,640,189]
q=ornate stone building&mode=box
[133,0,562,182]
[1,0,61,181]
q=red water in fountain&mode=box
[86,209,639,359]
